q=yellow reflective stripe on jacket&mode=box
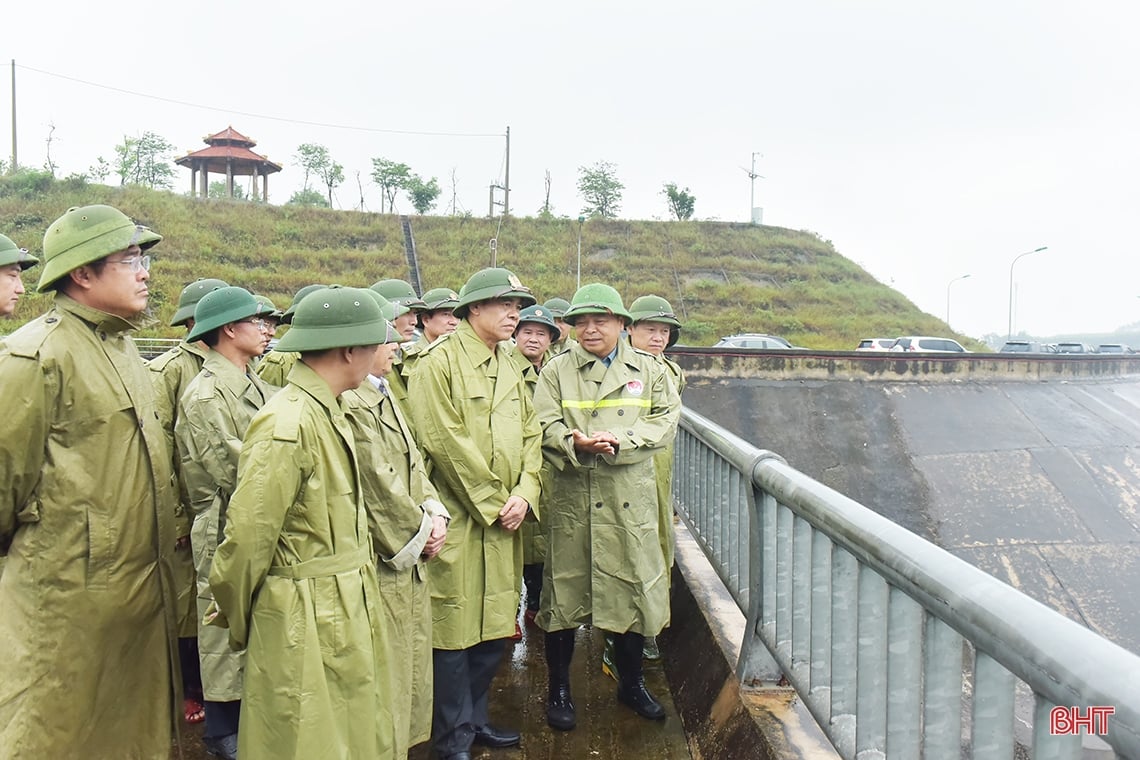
[561,398,651,410]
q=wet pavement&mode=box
[172,618,691,759]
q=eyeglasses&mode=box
[105,255,150,273]
[240,318,275,333]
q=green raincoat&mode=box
[253,347,297,386]
[209,361,385,760]
[655,355,686,573]
[507,346,547,565]
[544,335,577,364]
[148,340,208,636]
[409,321,543,649]
[343,378,449,757]
[387,352,410,410]
[532,340,680,636]
[175,350,274,701]
[0,294,179,759]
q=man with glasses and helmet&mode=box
[174,286,277,760]
[0,205,180,758]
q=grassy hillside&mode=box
[0,174,961,347]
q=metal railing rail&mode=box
[673,406,1140,760]
[133,337,182,360]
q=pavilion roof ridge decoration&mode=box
[205,125,255,146]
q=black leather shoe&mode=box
[473,724,521,747]
[617,682,667,721]
[203,732,239,760]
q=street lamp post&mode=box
[576,215,585,290]
[1007,246,1048,339]
[946,274,971,324]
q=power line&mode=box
[16,63,504,139]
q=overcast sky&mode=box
[5,1,1138,339]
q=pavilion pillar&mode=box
[262,172,268,203]
[226,159,234,198]
[199,163,208,198]
[250,169,259,201]
[189,167,196,197]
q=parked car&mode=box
[856,338,896,351]
[1096,343,1133,354]
[999,340,1058,354]
[1055,342,1096,354]
[890,336,969,353]
[713,334,802,350]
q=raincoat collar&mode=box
[455,320,497,367]
[54,292,144,335]
[286,359,343,413]
[202,348,264,398]
[570,337,636,370]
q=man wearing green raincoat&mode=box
[176,287,277,759]
[624,294,687,663]
[343,306,450,758]
[369,278,425,405]
[0,233,37,319]
[402,285,460,375]
[533,283,680,732]
[0,205,179,759]
[148,276,229,722]
[208,285,388,760]
[409,267,543,760]
[509,304,560,626]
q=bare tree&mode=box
[44,123,57,177]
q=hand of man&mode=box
[571,428,617,455]
[422,515,449,559]
[175,534,191,551]
[498,496,530,531]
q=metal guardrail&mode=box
[673,406,1140,759]
[133,337,182,360]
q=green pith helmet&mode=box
[364,290,405,343]
[186,287,265,342]
[542,297,571,318]
[171,278,231,326]
[0,234,38,270]
[515,304,559,341]
[276,285,388,352]
[370,279,427,311]
[282,283,324,324]
[253,294,284,319]
[38,205,161,292]
[421,287,460,311]
[367,284,412,321]
[629,294,682,348]
[563,282,632,325]
[453,267,536,319]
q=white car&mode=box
[713,334,802,350]
[890,336,968,353]
[856,338,896,351]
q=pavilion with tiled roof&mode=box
[176,126,282,201]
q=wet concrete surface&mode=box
[682,374,1140,655]
[172,618,690,759]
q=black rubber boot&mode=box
[545,629,577,730]
[614,632,666,720]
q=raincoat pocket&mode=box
[85,504,113,589]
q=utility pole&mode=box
[503,126,510,217]
[742,152,763,224]
[9,60,16,174]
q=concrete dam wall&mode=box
[671,349,1140,656]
